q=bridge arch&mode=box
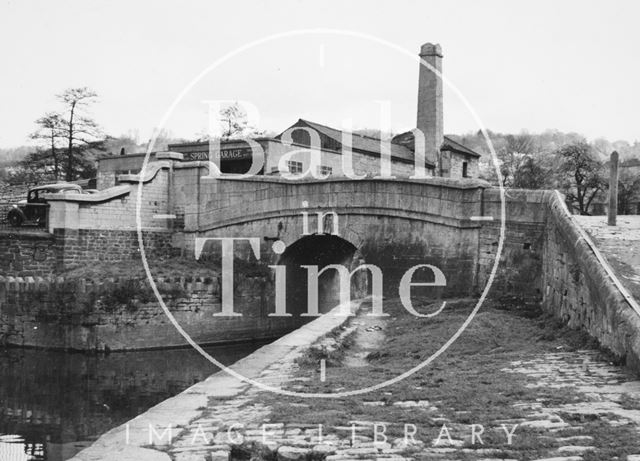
[275,233,368,316]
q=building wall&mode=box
[449,152,479,179]
[262,139,422,179]
[97,138,431,189]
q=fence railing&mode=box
[0,202,50,232]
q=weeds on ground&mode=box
[258,298,640,459]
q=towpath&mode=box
[72,296,640,461]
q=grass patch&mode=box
[61,256,218,281]
[257,297,639,459]
[295,324,358,368]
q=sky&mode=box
[0,0,638,149]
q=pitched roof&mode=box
[280,119,430,165]
[393,130,481,159]
[440,136,482,158]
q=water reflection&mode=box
[0,342,267,461]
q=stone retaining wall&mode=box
[477,189,550,303]
[476,189,640,371]
[542,192,640,370]
[53,228,175,271]
[0,231,57,276]
[0,273,303,350]
[0,229,175,276]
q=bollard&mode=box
[608,151,619,226]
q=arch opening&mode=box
[277,234,366,317]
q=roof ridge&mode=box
[299,119,394,142]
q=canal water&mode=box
[0,341,268,461]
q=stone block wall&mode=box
[4,161,640,359]
[183,176,488,301]
[194,176,486,234]
[76,169,169,230]
[477,189,640,370]
[477,189,550,303]
[262,139,427,179]
[0,228,174,276]
[541,193,640,370]
[449,152,479,179]
[53,228,175,271]
[0,232,57,277]
[0,272,302,350]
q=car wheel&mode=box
[8,212,22,227]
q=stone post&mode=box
[608,151,619,226]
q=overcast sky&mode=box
[0,0,638,148]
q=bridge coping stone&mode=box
[212,174,491,190]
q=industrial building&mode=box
[96,42,481,189]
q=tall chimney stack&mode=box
[417,43,443,172]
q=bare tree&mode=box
[57,87,102,180]
[505,133,535,157]
[218,102,266,139]
[494,133,536,187]
[219,103,248,138]
[556,142,606,215]
[30,112,65,180]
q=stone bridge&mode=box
[177,175,494,301]
[4,158,639,362]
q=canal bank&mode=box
[68,296,640,461]
[68,300,363,461]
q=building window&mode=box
[317,165,332,177]
[462,162,469,178]
[287,161,303,174]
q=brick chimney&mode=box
[416,43,443,171]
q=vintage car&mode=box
[7,183,83,227]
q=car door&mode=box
[25,190,38,221]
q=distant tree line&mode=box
[1,95,639,215]
[451,130,640,215]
